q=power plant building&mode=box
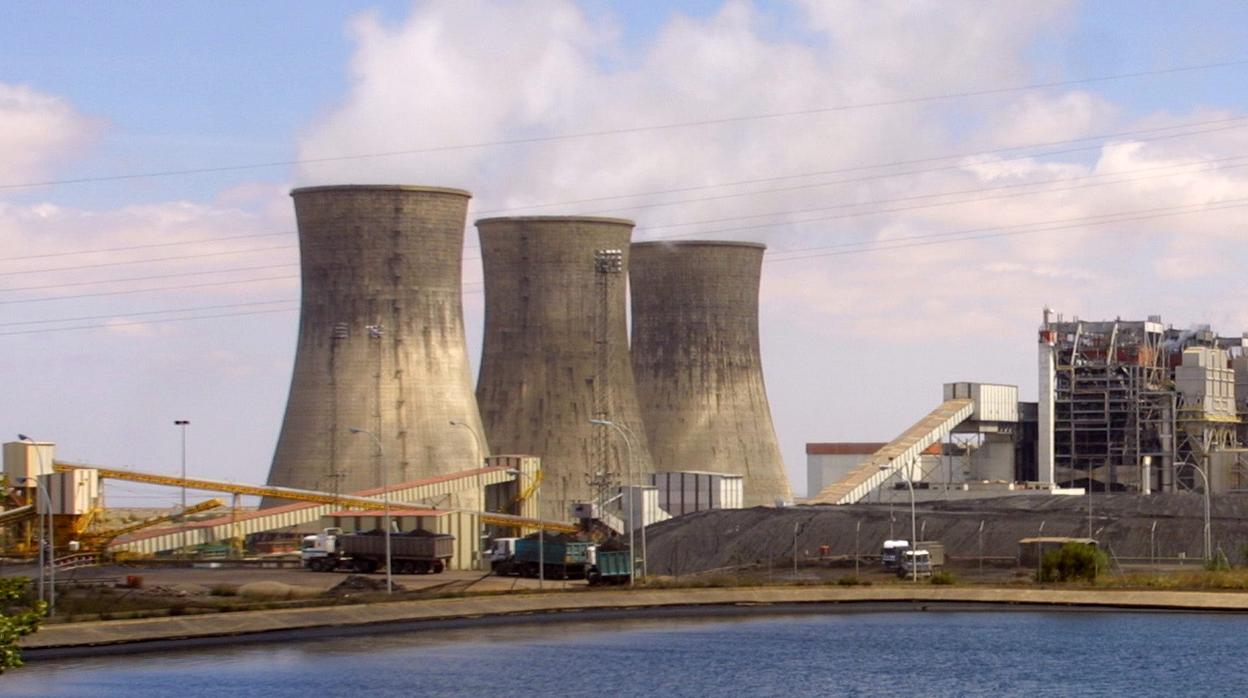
[265,185,489,503]
[629,241,792,507]
[475,216,655,521]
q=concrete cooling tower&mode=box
[629,240,792,507]
[475,216,654,521]
[266,185,488,501]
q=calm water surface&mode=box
[4,611,1247,697]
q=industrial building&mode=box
[805,382,1057,504]
[806,308,1248,505]
[1039,308,1248,494]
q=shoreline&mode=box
[22,585,1248,659]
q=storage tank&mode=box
[265,185,488,502]
[630,241,792,506]
[475,216,654,521]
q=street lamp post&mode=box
[174,420,190,557]
[1182,463,1213,562]
[881,463,917,583]
[590,419,635,586]
[347,427,392,594]
[616,421,648,580]
[18,435,53,615]
[506,468,542,590]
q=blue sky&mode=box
[2,1,1247,504]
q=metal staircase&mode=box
[809,398,974,505]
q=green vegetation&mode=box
[1039,542,1108,583]
[929,571,956,585]
[0,578,44,673]
[835,576,871,586]
[1205,550,1231,572]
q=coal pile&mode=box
[643,493,1248,576]
[327,575,405,595]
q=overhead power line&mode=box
[0,274,300,305]
[0,299,297,327]
[639,155,1248,234]
[4,197,1244,337]
[0,244,296,278]
[2,56,1246,190]
[0,307,299,336]
[0,231,295,263]
[0,263,299,294]
[473,115,1248,216]
[8,112,1245,267]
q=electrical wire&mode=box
[2,56,1246,190]
[0,306,298,336]
[0,263,299,294]
[638,155,1248,234]
[0,231,295,263]
[7,113,1244,267]
[0,299,297,327]
[0,244,296,277]
[3,197,1243,336]
[0,274,299,305]
[472,116,1248,216]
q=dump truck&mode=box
[302,528,454,574]
[494,538,592,579]
[586,547,632,586]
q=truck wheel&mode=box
[412,561,429,574]
[356,560,377,574]
[431,560,445,574]
[586,571,602,586]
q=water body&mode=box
[4,610,1248,697]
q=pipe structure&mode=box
[629,241,792,507]
[475,216,654,521]
[266,185,487,501]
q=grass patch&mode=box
[930,571,956,585]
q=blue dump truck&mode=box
[495,538,593,580]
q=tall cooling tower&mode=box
[266,185,489,500]
[476,216,654,521]
[630,241,792,507]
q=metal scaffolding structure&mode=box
[1041,309,1246,493]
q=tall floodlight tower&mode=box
[630,240,792,507]
[266,185,489,500]
[475,216,654,521]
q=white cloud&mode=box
[0,82,101,185]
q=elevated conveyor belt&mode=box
[809,398,974,505]
[0,505,35,527]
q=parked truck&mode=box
[302,528,454,574]
[881,540,910,570]
[492,537,593,579]
[585,546,632,586]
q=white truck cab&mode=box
[301,527,343,568]
[485,537,520,570]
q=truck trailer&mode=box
[302,528,454,574]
